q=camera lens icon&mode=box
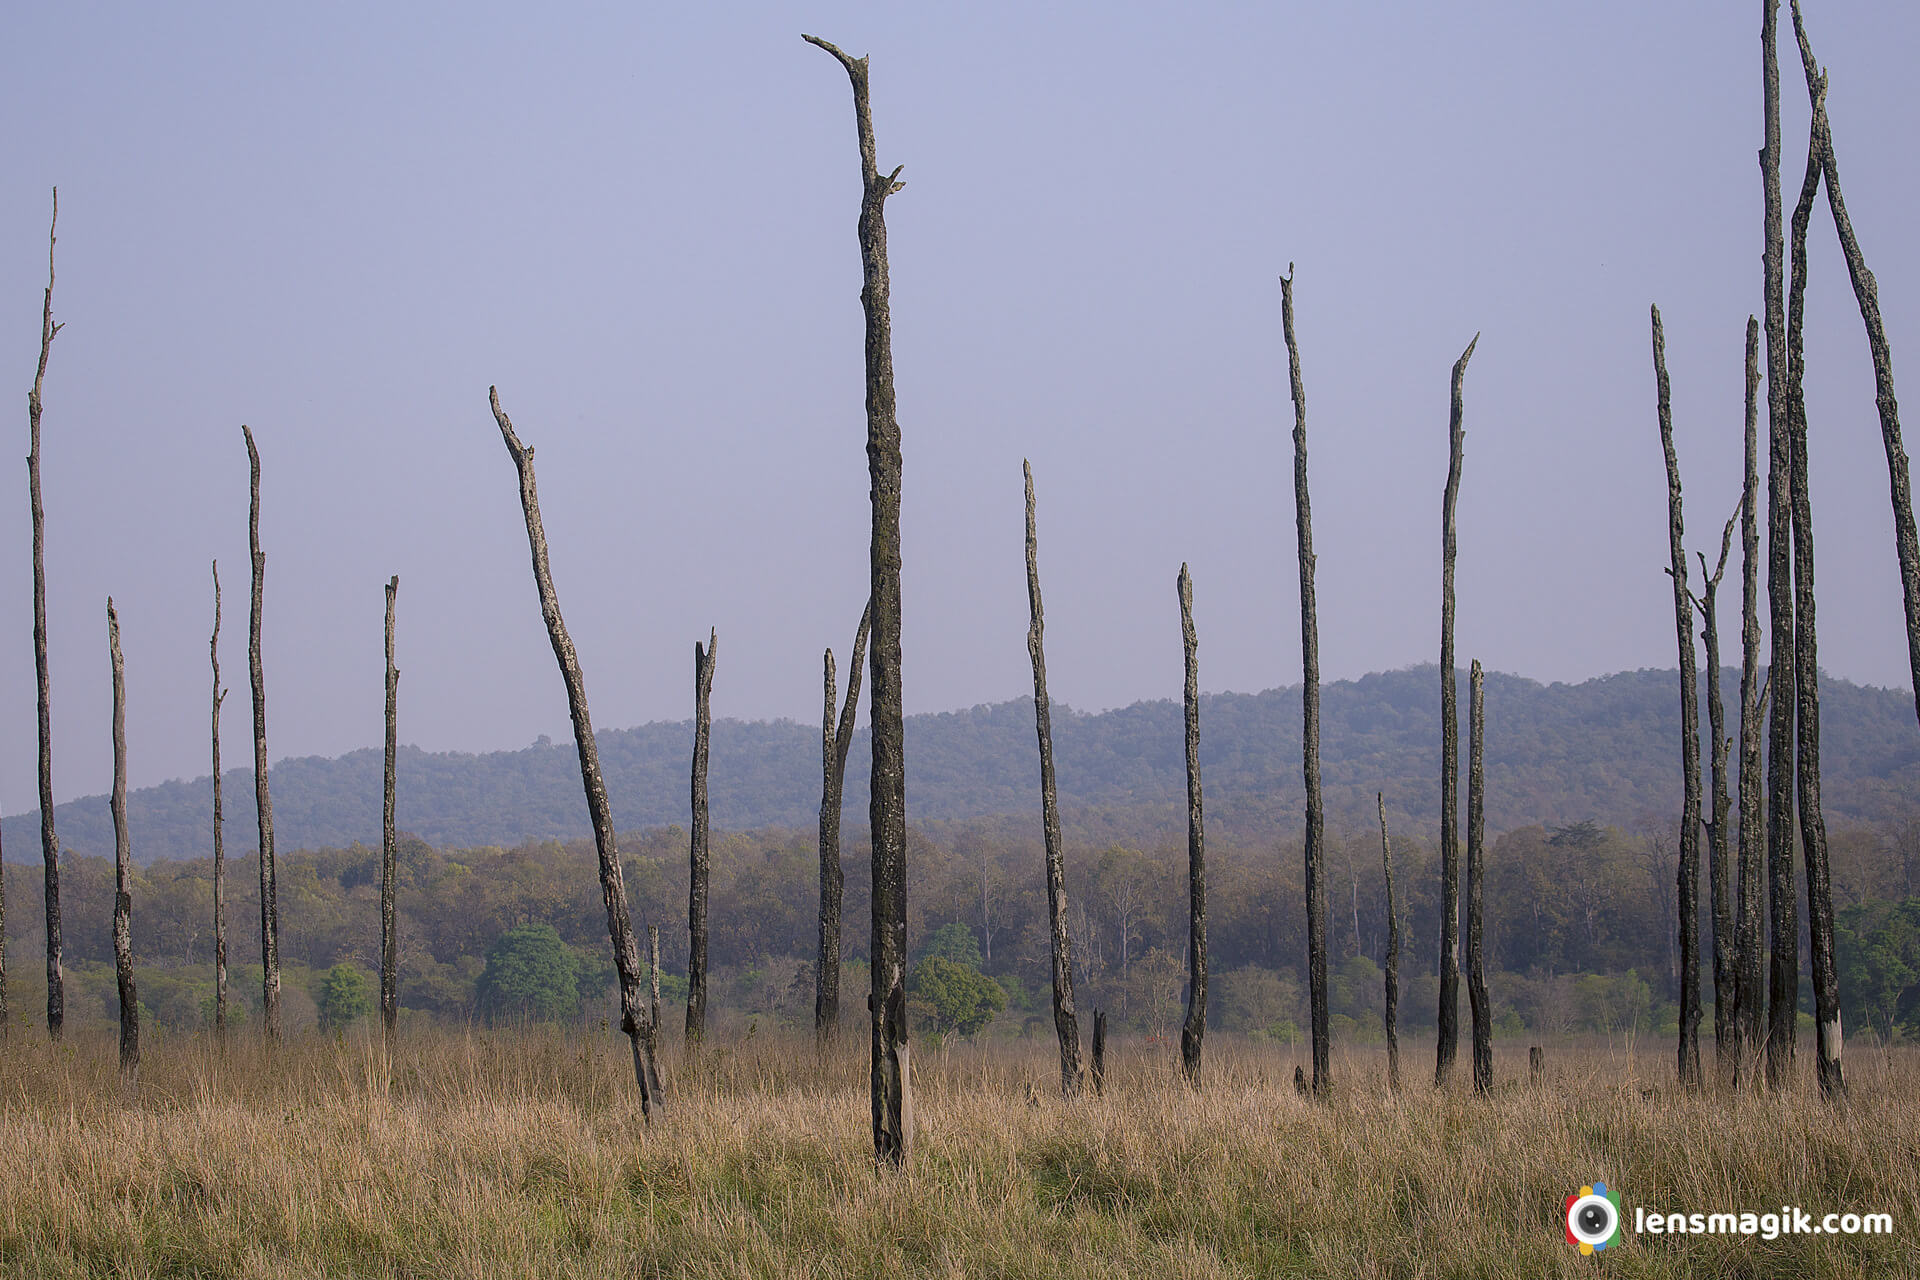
[1564,1182,1620,1255]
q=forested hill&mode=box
[7,665,1919,865]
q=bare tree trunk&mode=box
[211,561,228,1039]
[1090,1009,1107,1096]
[242,425,281,1041]
[108,599,138,1085]
[1436,333,1477,1087]
[490,388,657,1120]
[1023,460,1083,1099]
[1693,511,1738,1078]
[1379,793,1400,1092]
[644,922,664,1101]
[817,604,871,1039]
[29,189,64,1041]
[382,575,399,1042]
[686,628,716,1046]
[1279,269,1330,1098]
[804,33,910,1162]
[1178,565,1207,1087]
[1735,315,1767,1075]
[648,923,662,1032]
[1653,304,1703,1088]
[1466,661,1492,1093]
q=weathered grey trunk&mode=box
[817,604,871,1038]
[1653,304,1703,1087]
[1734,315,1767,1071]
[1177,565,1207,1086]
[381,575,399,1042]
[1023,460,1083,1098]
[803,32,910,1163]
[644,923,664,1100]
[242,425,281,1041]
[1379,793,1401,1092]
[211,562,228,1038]
[1466,660,1492,1094]
[108,599,138,1084]
[1279,270,1329,1097]
[686,629,716,1046]
[1436,334,1476,1087]
[29,189,64,1040]
[489,388,657,1120]
[1694,514,1738,1077]
[1090,1010,1107,1097]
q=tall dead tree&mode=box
[1023,460,1082,1099]
[805,32,910,1164]
[29,189,64,1040]
[1379,793,1401,1091]
[1280,269,1329,1097]
[1653,304,1702,1087]
[1692,509,1738,1076]
[211,562,228,1037]
[686,628,716,1045]
[1177,565,1207,1086]
[817,603,871,1038]
[1466,661,1491,1093]
[381,575,399,1041]
[645,923,664,1099]
[242,425,281,1040]
[107,599,137,1083]
[1734,316,1767,1068]
[490,387,658,1120]
[1435,333,1477,1087]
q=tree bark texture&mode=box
[1280,270,1329,1097]
[1466,661,1492,1093]
[211,562,228,1038]
[1379,793,1401,1091]
[1091,1009,1107,1097]
[1436,333,1476,1087]
[29,189,64,1041]
[243,425,282,1041]
[490,388,657,1121]
[1694,511,1738,1076]
[1653,305,1703,1088]
[1178,565,1207,1086]
[817,603,871,1038]
[108,599,138,1083]
[803,32,910,1164]
[1735,315,1768,1069]
[1023,460,1083,1099]
[686,628,716,1046]
[382,575,399,1042]
[645,923,664,1101]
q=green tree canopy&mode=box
[317,962,374,1031]
[915,920,983,970]
[908,955,1005,1038]
[477,923,581,1023]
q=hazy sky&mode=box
[2,2,1917,808]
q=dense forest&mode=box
[7,664,1919,866]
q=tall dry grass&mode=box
[0,1026,1914,1278]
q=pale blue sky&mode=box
[2,2,1917,805]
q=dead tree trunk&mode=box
[1023,460,1083,1099]
[1436,333,1477,1087]
[381,575,399,1042]
[1280,269,1329,1097]
[1466,660,1492,1093]
[1692,511,1738,1078]
[490,388,657,1120]
[1379,793,1400,1092]
[817,603,872,1039]
[1177,565,1207,1087]
[1653,304,1703,1088]
[242,425,281,1041]
[211,562,228,1039]
[1091,1010,1107,1096]
[686,628,716,1046]
[1734,315,1767,1073]
[108,599,138,1084]
[645,923,664,1100]
[29,189,64,1041]
[804,32,910,1163]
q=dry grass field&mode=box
[0,1026,1915,1278]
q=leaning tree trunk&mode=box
[1023,460,1083,1099]
[107,599,138,1085]
[1280,269,1329,1097]
[817,603,871,1039]
[242,425,281,1040]
[1652,304,1702,1088]
[1379,793,1401,1092]
[1694,511,1738,1077]
[211,561,229,1038]
[686,628,716,1046]
[804,32,910,1162]
[1436,333,1477,1087]
[381,575,399,1042]
[1177,565,1207,1087]
[490,388,658,1120]
[29,189,64,1041]
[1466,660,1492,1093]
[1734,315,1767,1072]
